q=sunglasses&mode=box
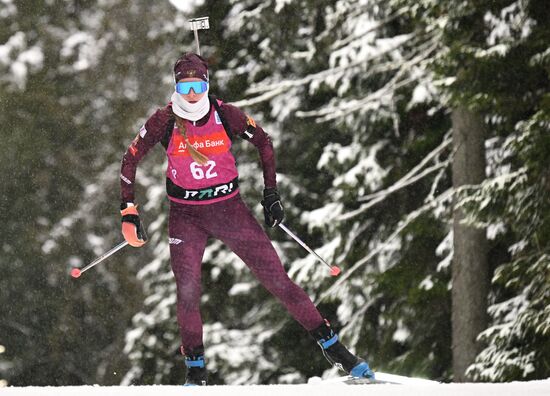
[175,81,208,95]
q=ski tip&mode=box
[70,268,82,279]
[330,266,341,276]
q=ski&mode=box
[343,376,400,385]
[310,372,438,386]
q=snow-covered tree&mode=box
[460,6,550,374]
[0,0,187,385]
[208,0,550,382]
[405,0,550,381]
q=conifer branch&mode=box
[338,135,452,220]
[330,6,412,51]
[232,33,420,107]
[295,35,442,121]
[317,187,455,303]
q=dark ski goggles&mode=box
[175,81,208,95]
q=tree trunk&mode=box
[451,106,489,382]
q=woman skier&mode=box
[119,52,374,386]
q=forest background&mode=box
[1,0,549,387]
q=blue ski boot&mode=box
[310,320,375,380]
[182,345,208,386]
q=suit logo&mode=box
[139,125,147,138]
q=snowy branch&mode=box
[320,167,528,304]
[353,161,450,214]
[339,135,452,220]
[317,187,455,303]
[231,33,418,108]
[295,34,442,121]
[330,6,412,51]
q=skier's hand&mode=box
[261,188,285,227]
[120,203,148,247]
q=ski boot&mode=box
[310,320,375,380]
[182,345,208,386]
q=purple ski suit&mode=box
[120,97,324,350]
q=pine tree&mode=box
[451,105,489,381]
[456,0,550,379]
[408,0,550,381]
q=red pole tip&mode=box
[70,268,81,278]
[330,266,341,277]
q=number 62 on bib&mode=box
[190,161,218,180]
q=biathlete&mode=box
[119,52,374,385]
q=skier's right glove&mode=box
[261,188,285,227]
[120,203,148,247]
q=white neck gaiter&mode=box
[171,88,210,122]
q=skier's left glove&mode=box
[120,203,148,247]
[261,188,285,227]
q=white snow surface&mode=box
[1,375,549,396]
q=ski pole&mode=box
[278,223,341,277]
[70,241,129,278]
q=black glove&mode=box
[120,203,148,247]
[261,188,285,227]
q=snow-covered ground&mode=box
[1,374,548,396]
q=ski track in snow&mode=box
[0,374,549,396]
